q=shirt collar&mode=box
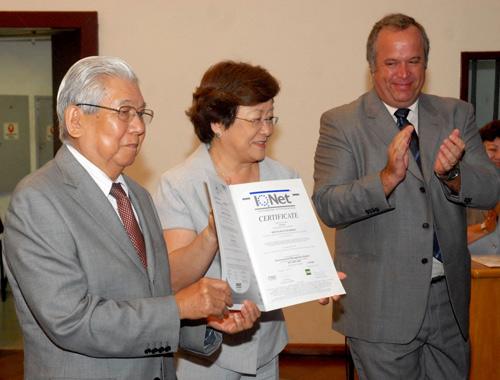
[383,100,419,133]
[66,143,128,197]
[384,100,418,117]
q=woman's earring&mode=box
[215,131,222,138]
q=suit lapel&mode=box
[55,146,149,276]
[364,91,423,181]
[418,95,446,184]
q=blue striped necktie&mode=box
[394,108,442,262]
[395,108,422,170]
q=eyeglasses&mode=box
[235,116,279,127]
[76,103,154,125]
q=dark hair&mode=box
[186,61,280,143]
[479,120,500,142]
[366,13,430,72]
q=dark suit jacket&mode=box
[4,145,220,380]
[313,90,499,343]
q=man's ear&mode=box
[65,105,85,138]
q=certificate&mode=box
[207,177,345,311]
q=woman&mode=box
[154,61,297,379]
[467,120,500,254]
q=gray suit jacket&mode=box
[4,145,221,380]
[313,90,499,344]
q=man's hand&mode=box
[318,271,347,305]
[175,277,232,320]
[434,129,464,193]
[380,125,413,196]
[434,129,465,176]
[207,300,261,334]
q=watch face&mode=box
[447,167,460,180]
[436,166,460,181]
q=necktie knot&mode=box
[110,182,127,199]
[394,108,411,129]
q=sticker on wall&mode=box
[4,122,19,140]
[46,124,54,142]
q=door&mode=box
[35,96,54,168]
[0,95,30,193]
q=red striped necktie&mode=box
[110,183,147,268]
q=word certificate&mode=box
[207,177,345,311]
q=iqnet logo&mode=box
[250,189,293,208]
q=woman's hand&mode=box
[164,213,220,292]
[467,205,499,244]
[202,211,219,247]
[483,209,498,233]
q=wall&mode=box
[1,0,499,344]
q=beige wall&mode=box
[2,0,499,344]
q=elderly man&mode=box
[3,56,259,380]
[313,14,499,380]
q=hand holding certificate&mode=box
[207,177,345,311]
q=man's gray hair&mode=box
[56,56,138,142]
[366,13,430,72]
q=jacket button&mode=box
[154,377,161,380]
[422,222,429,228]
[151,348,158,354]
[165,345,171,352]
[422,258,428,264]
[144,348,151,354]
[419,187,426,193]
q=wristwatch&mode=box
[436,165,460,182]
